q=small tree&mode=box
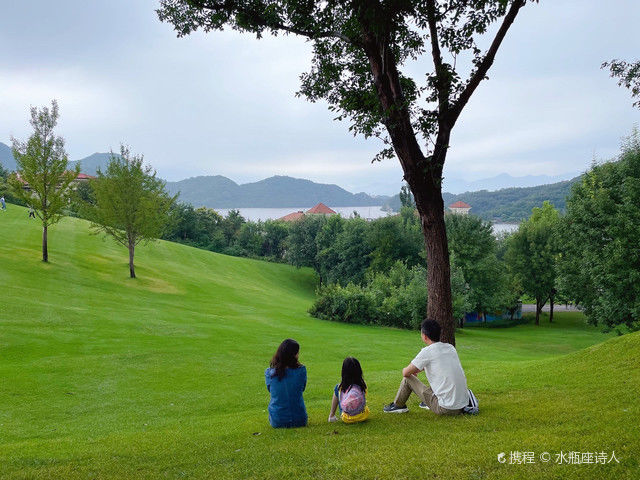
[262,220,289,259]
[286,215,326,273]
[8,100,78,262]
[330,218,372,286]
[315,214,345,284]
[88,146,175,278]
[446,213,512,319]
[193,206,225,249]
[399,184,415,208]
[506,201,561,325]
[221,209,246,245]
[368,214,423,274]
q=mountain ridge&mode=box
[385,176,582,222]
[0,141,581,217]
[164,174,389,208]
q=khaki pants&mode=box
[393,375,463,415]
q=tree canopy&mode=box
[559,131,640,332]
[506,201,561,325]
[602,59,640,108]
[88,146,176,278]
[8,100,78,262]
[446,213,511,316]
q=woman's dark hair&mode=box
[338,357,367,393]
[270,338,301,379]
[421,318,441,342]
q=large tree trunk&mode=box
[42,224,48,262]
[361,32,456,345]
[414,185,455,345]
[535,297,541,326]
[128,243,136,279]
[549,293,554,323]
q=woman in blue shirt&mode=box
[265,338,308,428]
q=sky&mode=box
[1,1,638,196]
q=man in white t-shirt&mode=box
[383,319,469,415]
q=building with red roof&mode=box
[278,211,306,222]
[306,203,337,215]
[278,203,338,222]
[15,171,95,191]
[75,173,96,182]
[449,201,471,215]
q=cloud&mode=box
[1,0,639,194]
[0,68,130,140]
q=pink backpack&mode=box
[340,385,366,416]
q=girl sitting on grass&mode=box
[328,357,370,424]
[265,338,308,428]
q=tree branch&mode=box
[192,0,359,45]
[425,0,447,113]
[449,0,526,123]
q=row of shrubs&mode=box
[309,261,470,330]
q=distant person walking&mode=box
[29,207,36,218]
[0,196,5,211]
[328,357,370,423]
[265,339,308,428]
[383,319,469,416]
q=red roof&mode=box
[76,173,96,180]
[449,201,471,209]
[306,203,337,215]
[278,211,306,222]
[14,171,95,185]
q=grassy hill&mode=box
[1,205,638,479]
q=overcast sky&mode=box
[1,1,638,195]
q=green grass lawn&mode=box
[1,205,638,479]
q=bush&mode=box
[310,262,432,329]
[309,283,378,325]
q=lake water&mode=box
[215,206,520,234]
[492,223,519,234]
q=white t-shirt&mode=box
[411,342,468,409]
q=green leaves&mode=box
[446,212,512,313]
[602,59,640,108]
[506,201,561,311]
[88,145,176,276]
[560,130,640,332]
[8,100,78,260]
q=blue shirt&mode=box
[265,366,308,428]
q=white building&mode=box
[449,201,471,215]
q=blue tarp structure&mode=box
[464,302,522,324]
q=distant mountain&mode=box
[68,153,113,175]
[0,142,112,175]
[443,172,581,194]
[0,142,16,170]
[385,176,582,222]
[2,139,580,216]
[165,175,240,206]
[166,175,390,208]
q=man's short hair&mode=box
[421,319,441,342]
